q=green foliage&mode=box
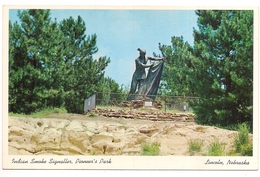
[8,112,26,117]
[206,138,226,156]
[9,107,67,118]
[191,10,253,126]
[30,107,67,118]
[159,10,253,127]
[188,139,204,155]
[239,144,253,156]
[213,123,239,132]
[88,112,98,118]
[9,10,63,114]
[157,11,252,126]
[158,37,195,97]
[96,77,125,106]
[234,123,253,156]
[9,10,111,114]
[141,142,160,156]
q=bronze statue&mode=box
[127,48,164,101]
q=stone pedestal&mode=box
[119,100,162,109]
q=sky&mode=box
[9,8,198,87]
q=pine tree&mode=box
[96,76,124,105]
[9,10,111,114]
[158,37,195,96]
[58,16,110,113]
[9,10,64,113]
[192,10,253,126]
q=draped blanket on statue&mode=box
[128,61,164,101]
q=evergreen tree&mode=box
[158,37,195,96]
[192,10,253,126]
[9,10,111,114]
[9,10,64,113]
[158,10,253,127]
[58,16,110,113]
[96,76,124,105]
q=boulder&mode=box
[66,120,85,132]
[90,134,114,143]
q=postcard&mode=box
[2,5,259,171]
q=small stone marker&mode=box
[144,101,153,107]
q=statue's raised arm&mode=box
[147,56,165,61]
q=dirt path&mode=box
[8,113,240,156]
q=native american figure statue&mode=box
[127,48,164,101]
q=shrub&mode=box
[206,138,226,156]
[234,123,253,156]
[30,107,67,118]
[188,139,204,155]
[141,142,160,156]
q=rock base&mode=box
[119,100,162,109]
[90,108,195,122]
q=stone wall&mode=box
[90,108,195,122]
[119,100,163,109]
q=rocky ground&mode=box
[8,111,243,156]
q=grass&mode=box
[186,122,253,156]
[205,138,226,156]
[8,112,26,117]
[88,112,98,118]
[214,123,237,131]
[9,107,67,118]
[188,139,204,155]
[234,123,253,156]
[141,142,160,156]
[30,107,67,118]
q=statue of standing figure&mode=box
[127,48,164,101]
